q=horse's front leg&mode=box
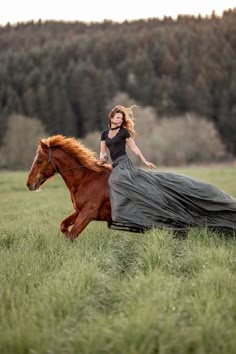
[66,209,96,241]
[60,211,79,235]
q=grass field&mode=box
[1,166,236,354]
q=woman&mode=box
[100,105,236,233]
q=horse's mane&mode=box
[41,135,112,172]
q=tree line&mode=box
[0,8,236,153]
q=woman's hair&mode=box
[108,105,137,138]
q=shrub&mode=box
[0,114,47,170]
[148,114,228,166]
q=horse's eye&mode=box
[37,160,43,165]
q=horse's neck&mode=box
[54,150,109,194]
[60,166,88,192]
[55,152,86,188]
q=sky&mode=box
[0,0,236,25]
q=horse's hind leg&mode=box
[60,211,78,235]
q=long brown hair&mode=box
[108,105,137,138]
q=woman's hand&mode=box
[126,138,157,169]
[144,161,157,169]
[99,154,108,164]
[100,141,108,164]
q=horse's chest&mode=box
[71,192,87,211]
[71,194,79,211]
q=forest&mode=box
[0,8,236,167]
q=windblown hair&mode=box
[40,135,111,172]
[108,105,137,138]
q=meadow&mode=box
[1,166,236,354]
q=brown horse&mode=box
[26,135,112,240]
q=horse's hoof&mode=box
[65,233,76,242]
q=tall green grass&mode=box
[1,167,236,354]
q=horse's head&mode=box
[26,140,57,191]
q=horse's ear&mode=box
[39,139,49,152]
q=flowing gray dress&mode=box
[108,155,236,233]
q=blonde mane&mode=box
[41,135,111,172]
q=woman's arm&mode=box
[126,137,156,169]
[100,141,108,162]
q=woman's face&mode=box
[110,112,123,126]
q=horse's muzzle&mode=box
[26,182,36,191]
